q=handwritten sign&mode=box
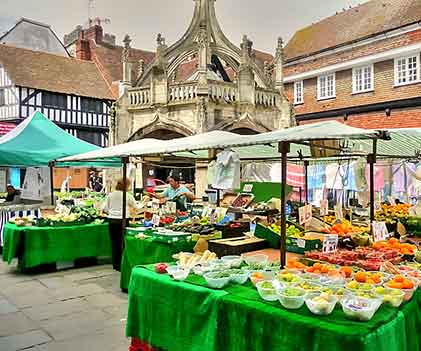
[152,214,161,227]
[299,204,313,225]
[297,238,306,249]
[334,205,343,221]
[243,184,254,193]
[372,221,389,242]
[322,234,339,253]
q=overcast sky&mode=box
[1,0,367,52]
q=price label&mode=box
[167,201,177,214]
[372,221,389,242]
[387,196,395,205]
[305,204,313,222]
[299,205,312,225]
[334,205,343,221]
[320,200,328,216]
[152,214,161,227]
[322,234,339,253]
[243,184,253,193]
[297,238,306,248]
[209,211,217,225]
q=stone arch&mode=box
[128,117,193,141]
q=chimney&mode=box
[84,24,103,43]
[76,31,91,61]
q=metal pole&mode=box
[304,160,309,204]
[121,157,129,247]
[279,141,290,268]
[368,139,377,234]
[48,161,55,206]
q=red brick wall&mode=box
[286,56,421,115]
[298,107,421,129]
[284,28,421,76]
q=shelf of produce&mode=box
[126,266,420,351]
[2,222,111,271]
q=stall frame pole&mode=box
[368,139,377,234]
[121,157,129,249]
[48,161,55,206]
[304,160,309,204]
[279,141,290,268]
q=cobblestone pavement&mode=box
[0,260,129,351]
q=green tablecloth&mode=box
[120,232,195,291]
[126,266,421,351]
[2,222,111,270]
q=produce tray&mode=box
[286,237,322,254]
[254,223,280,249]
[215,221,250,238]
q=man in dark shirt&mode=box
[5,185,20,203]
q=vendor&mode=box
[5,185,21,203]
[151,175,195,211]
[102,178,142,272]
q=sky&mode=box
[0,0,367,53]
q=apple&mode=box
[155,263,168,274]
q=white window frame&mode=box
[317,73,336,100]
[293,81,304,105]
[352,64,374,94]
[394,54,420,87]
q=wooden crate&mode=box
[208,236,268,257]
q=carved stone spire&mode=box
[137,59,145,79]
[196,97,208,133]
[240,35,253,65]
[275,37,284,63]
[122,34,131,63]
[274,36,284,91]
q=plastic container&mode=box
[388,286,416,301]
[305,292,338,316]
[243,254,268,267]
[256,280,280,301]
[170,268,190,281]
[204,272,230,289]
[300,272,322,283]
[277,287,306,309]
[250,271,275,286]
[341,297,380,321]
[229,270,250,284]
[221,255,243,268]
[209,261,231,271]
[192,264,213,276]
[374,287,405,307]
[166,266,180,276]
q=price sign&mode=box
[209,211,217,224]
[387,196,395,205]
[334,205,343,221]
[299,206,306,225]
[322,234,339,253]
[243,184,254,193]
[372,221,389,242]
[305,204,313,222]
[152,214,161,227]
[320,200,328,216]
[296,238,306,248]
[167,201,177,214]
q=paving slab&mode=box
[0,311,40,337]
[2,280,48,298]
[0,298,18,315]
[23,298,90,321]
[85,292,126,309]
[0,330,52,351]
[37,276,77,290]
[49,283,105,301]
[4,291,56,309]
[40,309,111,341]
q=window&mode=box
[0,89,5,106]
[353,65,374,93]
[293,81,304,104]
[317,73,335,100]
[395,55,420,86]
[81,98,103,114]
[42,92,67,109]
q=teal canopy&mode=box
[0,111,119,167]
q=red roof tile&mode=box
[285,0,421,61]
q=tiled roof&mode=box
[285,0,421,61]
[90,42,155,96]
[0,44,114,99]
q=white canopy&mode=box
[58,121,378,162]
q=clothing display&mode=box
[212,150,240,190]
[325,163,342,189]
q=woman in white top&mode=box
[102,178,140,271]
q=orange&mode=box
[313,262,321,268]
[366,279,375,284]
[402,280,414,289]
[388,281,404,289]
[320,266,329,274]
[306,267,315,273]
[388,238,399,245]
[313,269,321,274]
[340,266,353,278]
[394,275,405,283]
[355,272,367,283]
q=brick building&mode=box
[284,0,421,128]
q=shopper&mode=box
[151,174,195,211]
[102,178,140,271]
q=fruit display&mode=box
[9,216,36,226]
[231,194,254,208]
[321,220,369,236]
[256,280,278,301]
[372,238,417,255]
[250,271,275,286]
[305,292,338,315]
[286,260,306,270]
[375,203,411,223]
[277,287,306,309]
[385,275,415,290]
[322,215,337,225]
[277,272,302,284]
[341,296,380,321]
[176,250,217,269]
[374,287,405,307]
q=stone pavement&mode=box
[0,260,129,351]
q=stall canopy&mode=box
[0,111,119,167]
[58,121,379,162]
